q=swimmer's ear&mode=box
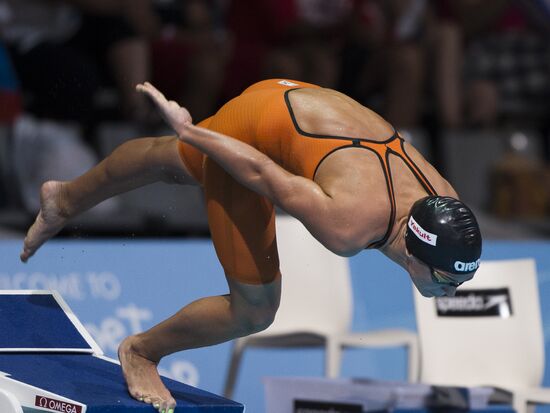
[404,248,416,269]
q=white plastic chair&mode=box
[223,214,419,397]
[413,258,550,413]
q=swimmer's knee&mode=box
[234,301,278,335]
[229,289,280,335]
[226,271,281,335]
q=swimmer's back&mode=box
[179,79,416,183]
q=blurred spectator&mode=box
[222,0,352,99]
[262,0,352,89]
[490,132,550,219]
[1,0,157,131]
[222,0,298,99]
[0,35,21,209]
[338,0,387,104]
[331,0,431,129]
[223,0,430,130]
[432,0,550,128]
[384,0,430,128]
[0,42,21,124]
[428,1,463,129]
[0,0,154,214]
[150,0,229,122]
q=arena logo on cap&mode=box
[35,395,82,413]
[408,216,437,246]
[454,259,480,272]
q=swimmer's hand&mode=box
[136,82,192,136]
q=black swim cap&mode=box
[405,196,482,274]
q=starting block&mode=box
[0,290,244,413]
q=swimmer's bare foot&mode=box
[118,336,176,413]
[20,181,70,263]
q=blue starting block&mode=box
[0,290,244,413]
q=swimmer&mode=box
[20,79,482,412]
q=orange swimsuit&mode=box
[178,79,436,284]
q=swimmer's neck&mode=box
[378,216,409,272]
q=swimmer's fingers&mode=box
[136,82,167,105]
[136,82,192,134]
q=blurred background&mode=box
[0,0,550,412]
[0,0,549,236]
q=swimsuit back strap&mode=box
[365,135,438,249]
[363,141,397,249]
[387,138,438,196]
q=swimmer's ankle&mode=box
[127,334,162,364]
[56,182,74,218]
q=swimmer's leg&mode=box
[119,276,281,411]
[119,159,281,412]
[20,136,195,262]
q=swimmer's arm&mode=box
[181,124,364,256]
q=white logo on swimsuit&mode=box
[408,216,437,246]
[278,80,299,87]
[454,259,480,272]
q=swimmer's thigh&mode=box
[204,157,280,286]
[146,135,199,185]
